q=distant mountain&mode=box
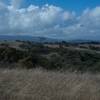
[0,35,100,43]
[0,35,60,43]
[68,39,100,44]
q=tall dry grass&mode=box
[0,68,100,100]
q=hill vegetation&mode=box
[0,41,100,72]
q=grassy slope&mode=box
[0,68,100,100]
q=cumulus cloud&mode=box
[0,0,100,40]
[63,7,100,40]
[0,1,75,36]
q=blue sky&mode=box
[0,0,100,40]
[22,0,100,13]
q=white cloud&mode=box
[63,7,100,40]
[0,1,75,36]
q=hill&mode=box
[0,35,60,43]
[0,41,100,72]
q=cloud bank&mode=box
[0,0,100,40]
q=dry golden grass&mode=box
[0,68,100,100]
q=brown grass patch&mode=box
[0,68,100,100]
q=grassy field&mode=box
[0,68,100,100]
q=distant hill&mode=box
[0,35,60,43]
[0,35,100,43]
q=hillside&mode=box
[0,41,100,72]
[0,41,100,100]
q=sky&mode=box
[0,0,100,40]
[22,0,100,13]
